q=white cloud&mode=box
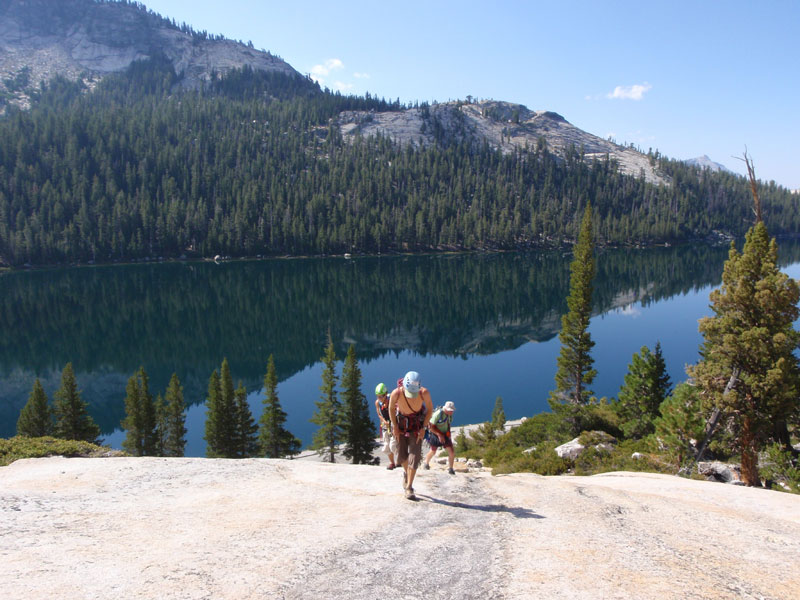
[353,72,370,79]
[309,58,344,85]
[614,305,642,318]
[607,83,652,101]
[332,81,354,92]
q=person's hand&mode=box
[417,430,425,442]
[393,426,400,439]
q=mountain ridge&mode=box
[0,0,667,183]
[0,0,299,110]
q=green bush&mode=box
[0,436,117,467]
[573,438,672,476]
[759,443,800,494]
[488,442,570,476]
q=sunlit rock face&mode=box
[0,0,299,109]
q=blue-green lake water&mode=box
[3,241,799,456]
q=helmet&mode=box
[375,382,387,395]
[402,371,421,397]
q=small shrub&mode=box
[759,443,800,494]
[0,436,118,467]
[573,438,671,476]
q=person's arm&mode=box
[419,390,434,441]
[375,398,385,425]
[388,390,399,438]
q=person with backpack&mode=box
[423,401,456,474]
[374,382,397,469]
[388,371,433,500]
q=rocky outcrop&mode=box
[697,460,743,485]
[0,0,299,109]
[337,100,668,185]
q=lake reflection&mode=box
[3,241,800,456]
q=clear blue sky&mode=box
[141,0,799,189]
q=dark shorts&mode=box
[427,428,452,448]
[396,431,423,469]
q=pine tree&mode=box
[217,358,239,457]
[340,345,375,464]
[121,366,158,456]
[53,362,101,443]
[17,378,53,437]
[258,354,301,458]
[654,383,704,469]
[491,396,506,432]
[162,373,187,457]
[688,222,800,485]
[311,333,342,462]
[153,393,167,457]
[205,359,239,458]
[234,381,259,458]
[549,203,597,435]
[616,342,672,439]
[204,369,224,457]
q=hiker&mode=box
[423,401,456,474]
[374,382,397,469]
[388,371,433,500]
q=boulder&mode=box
[555,438,585,460]
[697,461,742,484]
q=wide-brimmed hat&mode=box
[443,401,455,412]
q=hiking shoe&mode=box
[423,463,430,470]
[404,486,416,500]
[386,462,396,470]
[448,467,455,475]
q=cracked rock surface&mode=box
[2,457,798,599]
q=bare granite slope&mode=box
[338,99,667,185]
[0,0,298,109]
[2,456,798,599]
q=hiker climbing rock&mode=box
[423,401,456,474]
[374,382,397,469]
[389,371,433,500]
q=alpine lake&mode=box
[3,240,800,457]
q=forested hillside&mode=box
[0,58,797,267]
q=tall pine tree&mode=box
[204,369,224,457]
[340,345,375,464]
[162,373,187,457]
[616,342,672,439]
[549,203,597,435]
[53,362,101,443]
[311,333,342,462]
[17,378,53,437]
[121,366,158,456]
[258,354,301,458]
[688,221,800,485]
[234,381,259,458]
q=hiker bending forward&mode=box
[374,383,397,470]
[389,371,433,500]
[424,401,456,474]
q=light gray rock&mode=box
[0,0,300,109]
[555,437,585,460]
[338,100,667,185]
[631,452,644,460]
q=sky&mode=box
[140,0,800,189]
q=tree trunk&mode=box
[740,415,760,487]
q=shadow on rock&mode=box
[415,494,545,519]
